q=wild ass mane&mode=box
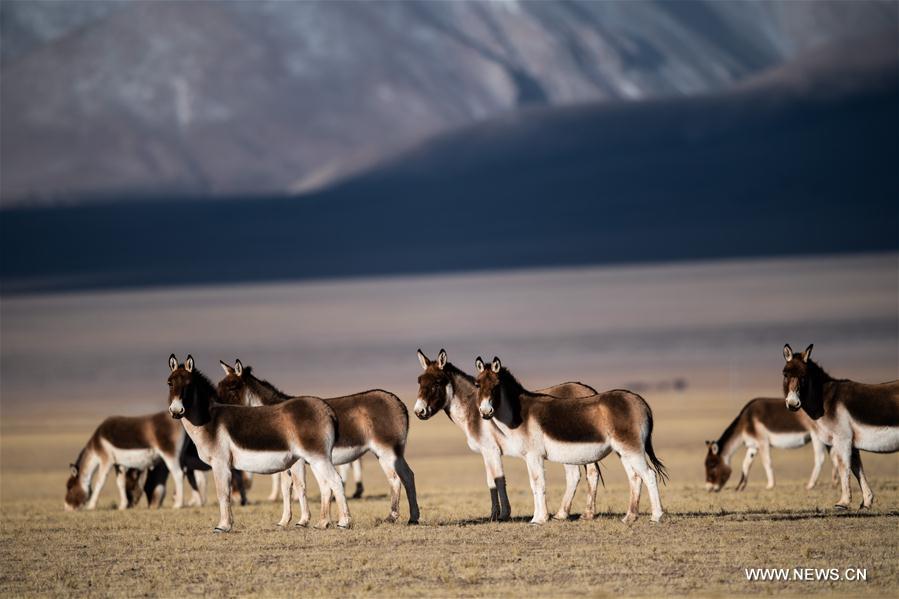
[242,366,292,404]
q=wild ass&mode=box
[217,359,418,524]
[167,355,350,531]
[415,349,602,522]
[704,397,834,492]
[782,344,899,509]
[475,356,667,524]
[65,412,186,511]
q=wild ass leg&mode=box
[289,462,311,527]
[394,454,419,524]
[849,448,874,509]
[375,451,402,523]
[483,450,511,521]
[351,459,364,499]
[621,460,641,523]
[806,436,827,490]
[482,454,500,521]
[308,459,351,529]
[735,447,757,491]
[553,465,581,521]
[211,462,234,533]
[278,469,293,527]
[624,452,663,523]
[115,466,129,510]
[832,440,852,509]
[185,470,203,507]
[160,454,184,509]
[194,471,207,506]
[86,458,113,510]
[231,469,248,506]
[525,454,549,524]
[581,463,600,520]
[758,441,775,489]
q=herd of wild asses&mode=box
[64,344,899,531]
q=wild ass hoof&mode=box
[650,512,664,523]
[213,526,231,534]
[314,520,331,530]
[352,483,364,499]
[579,511,595,521]
[552,511,569,521]
[337,519,352,529]
[294,520,309,528]
[621,512,638,524]
[528,516,548,525]
[833,503,850,511]
[407,518,419,525]
[384,512,399,524]
[497,511,512,522]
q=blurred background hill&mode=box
[2,0,896,204]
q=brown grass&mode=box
[2,393,897,598]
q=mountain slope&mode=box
[1,0,895,204]
[1,35,896,293]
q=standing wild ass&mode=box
[782,344,899,509]
[167,355,350,531]
[415,349,602,522]
[475,356,667,524]
[704,397,834,492]
[65,412,186,511]
[217,359,418,524]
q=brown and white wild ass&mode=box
[704,397,833,492]
[415,349,602,522]
[65,412,186,511]
[217,359,418,524]
[167,355,351,531]
[782,344,899,509]
[475,356,667,524]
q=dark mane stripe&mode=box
[244,367,291,404]
[717,401,752,446]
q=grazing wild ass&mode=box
[167,355,350,531]
[475,356,667,524]
[782,344,899,509]
[217,359,418,524]
[704,397,834,492]
[65,412,186,511]
[415,349,602,522]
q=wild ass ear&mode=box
[475,356,486,374]
[185,355,195,373]
[437,349,448,370]
[417,349,430,370]
[219,360,233,375]
[491,357,502,373]
[801,344,814,363]
[169,354,178,372]
[234,359,243,376]
[783,344,793,362]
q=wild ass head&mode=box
[167,354,217,422]
[703,440,731,492]
[414,349,451,420]
[474,356,503,419]
[782,344,814,412]
[217,359,247,405]
[64,458,88,511]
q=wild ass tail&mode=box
[644,409,669,485]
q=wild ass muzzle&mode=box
[782,343,899,509]
[218,359,418,524]
[475,356,667,524]
[167,355,351,531]
[415,349,603,522]
[704,397,834,492]
[65,412,186,511]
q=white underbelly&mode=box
[331,446,366,465]
[853,424,899,453]
[544,438,607,465]
[230,447,294,474]
[111,447,158,470]
[768,431,811,449]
